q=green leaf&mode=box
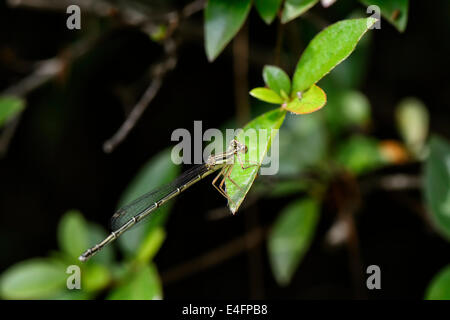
[263,65,291,98]
[425,265,450,300]
[250,88,284,104]
[225,108,287,213]
[254,0,283,24]
[82,263,111,292]
[278,111,327,176]
[395,97,429,158]
[424,136,450,240]
[204,0,251,61]
[283,84,327,114]
[0,259,66,299]
[336,135,384,175]
[57,210,88,261]
[360,0,409,32]
[292,18,377,95]
[327,13,373,89]
[267,198,320,286]
[87,222,114,265]
[0,96,25,128]
[266,180,309,198]
[325,89,371,134]
[135,227,166,263]
[117,148,180,257]
[107,264,162,300]
[281,0,319,24]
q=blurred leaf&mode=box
[279,111,327,176]
[0,259,66,299]
[117,148,180,257]
[424,136,450,240]
[0,96,25,128]
[58,210,88,261]
[395,97,429,158]
[250,88,284,104]
[254,0,283,24]
[360,0,409,32]
[82,263,111,292]
[283,84,327,114]
[268,198,320,286]
[266,180,309,198]
[336,135,384,175]
[226,108,287,213]
[204,0,251,61]
[425,265,450,300]
[292,18,377,95]
[149,25,167,42]
[87,222,114,265]
[263,65,291,98]
[281,0,319,23]
[107,264,162,300]
[135,228,166,264]
[325,90,371,134]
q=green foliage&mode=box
[292,18,377,94]
[336,135,384,175]
[134,228,166,264]
[107,264,162,300]
[0,146,180,300]
[250,87,284,104]
[82,264,111,292]
[281,0,319,23]
[1,6,396,298]
[278,112,327,176]
[283,84,327,114]
[226,108,287,213]
[117,148,180,257]
[263,65,291,99]
[267,198,320,286]
[424,136,450,240]
[425,265,450,300]
[254,0,283,24]
[0,259,67,299]
[0,96,25,128]
[204,0,251,61]
[324,89,371,135]
[360,0,409,32]
[58,210,88,261]
[396,97,429,158]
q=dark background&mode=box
[0,0,449,299]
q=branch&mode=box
[102,38,177,153]
[0,37,93,156]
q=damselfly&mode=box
[79,139,253,262]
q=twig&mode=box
[102,38,176,153]
[0,58,63,156]
[0,37,93,156]
[101,0,206,152]
[161,227,265,285]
